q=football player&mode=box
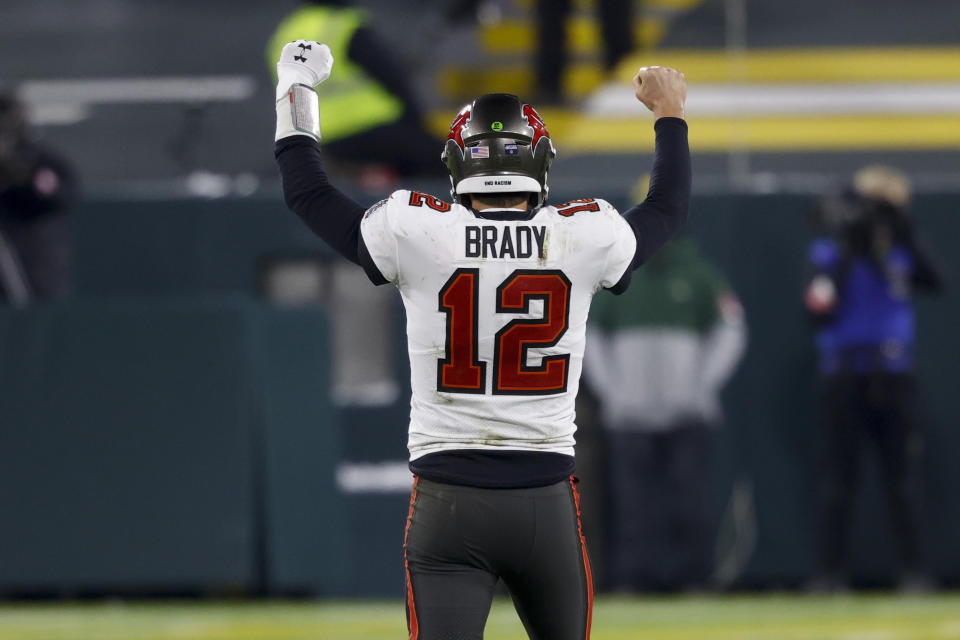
[273,40,689,640]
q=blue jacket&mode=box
[808,238,918,374]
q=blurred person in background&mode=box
[536,0,635,104]
[267,0,440,182]
[804,165,942,592]
[584,236,746,592]
[0,92,75,306]
[268,0,444,405]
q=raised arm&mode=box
[272,40,383,281]
[609,66,691,294]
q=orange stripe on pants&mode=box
[569,475,594,639]
[404,476,421,640]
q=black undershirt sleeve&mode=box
[608,117,691,294]
[274,135,388,285]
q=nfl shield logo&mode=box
[504,143,519,156]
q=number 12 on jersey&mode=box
[437,268,572,395]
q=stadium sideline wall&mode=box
[0,193,956,595]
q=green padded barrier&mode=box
[72,198,334,296]
[251,306,349,595]
[0,297,350,595]
[5,192,957,592]
[0,297,259,592]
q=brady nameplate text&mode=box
[465,224,546,259]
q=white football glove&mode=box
[276,40,333,101]
[275,40,333,142]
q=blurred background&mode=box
[1,0,958,637]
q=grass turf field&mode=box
[1,593,959,639]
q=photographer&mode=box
[804,166,942,592]
[0,92,75,305]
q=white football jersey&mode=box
[360,190,636,460]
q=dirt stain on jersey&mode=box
[538,227,552,266]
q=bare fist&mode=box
[633,66,686,120]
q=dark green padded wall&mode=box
[0,298,259,590]
[252,307,350,595]
[0,298,346,594]
[0,192,955,593]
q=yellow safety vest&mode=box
[267,6,405,142]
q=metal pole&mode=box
[725,0,751,191]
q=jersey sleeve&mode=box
[359,190,407,284]
[597,199,638,289]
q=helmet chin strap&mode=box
[448,175,459,204]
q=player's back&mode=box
[360,189,636,460]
